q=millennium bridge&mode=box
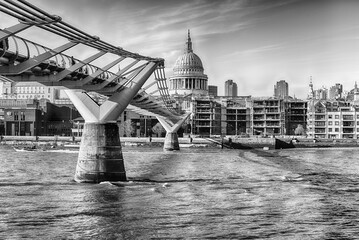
[0,0,190,183]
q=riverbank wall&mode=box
[231,137,359,149]
[1,135,359,149]
[0,135,215,148]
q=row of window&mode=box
[14,95,52,99]
[314,128,359,133]
[310,114,359,119]
[16,87,51,94]
[13,111,26,121]
[310,121,359,126]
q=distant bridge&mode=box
[0,0,190,183]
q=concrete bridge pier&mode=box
[164,132,180,151]
[65,62,158,183]
[157,113,191,151]
[65,89,128,183]
[75,122,126,183]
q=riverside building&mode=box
[306,79,359,139]
[306,99,359,139]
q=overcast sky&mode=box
[2,0,359,98]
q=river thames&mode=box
[1,145,359,239]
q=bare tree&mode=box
[120,119,135,137]
[152,122,165,137]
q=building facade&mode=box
[251,98,285,136]
[208,85,218,97]
[190,98,222,136]
[284,99,307,135]
[0,99,81,136]
[221,97,251,136]
[2,99,44,136]
[0,79,60,103]
[307,100,359,139]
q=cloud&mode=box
[219,43,285,60]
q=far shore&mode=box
[1,135,359,150]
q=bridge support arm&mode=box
[99,62,158,122]
[64,61,159,183]
[157,113,191,151]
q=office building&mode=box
[208,85,218,97]
[225,79,238,97]
[274,80,288,99]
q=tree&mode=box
[120,119,135,137]
[294,124,305,135]
[152,122,165,137]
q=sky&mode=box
[2,0,359,99]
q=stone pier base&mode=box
[74,122,126,183]
[163,132,180,151]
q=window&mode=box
[335,115,339,119]
[14,111,18,121]
[328,122,332,125]
[20,112,25,121]
[335,128,339,132]
[343,115,353,120]
[328,115,333,119]
[328,128,332,132]
[335,121,339,125]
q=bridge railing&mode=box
[0,34,117,80]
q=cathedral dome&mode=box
[172,30,204,76]
[169,30,208,97]
[173,52,203,74]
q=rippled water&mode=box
[1,145,359,239]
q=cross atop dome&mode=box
[185,29,193,53]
